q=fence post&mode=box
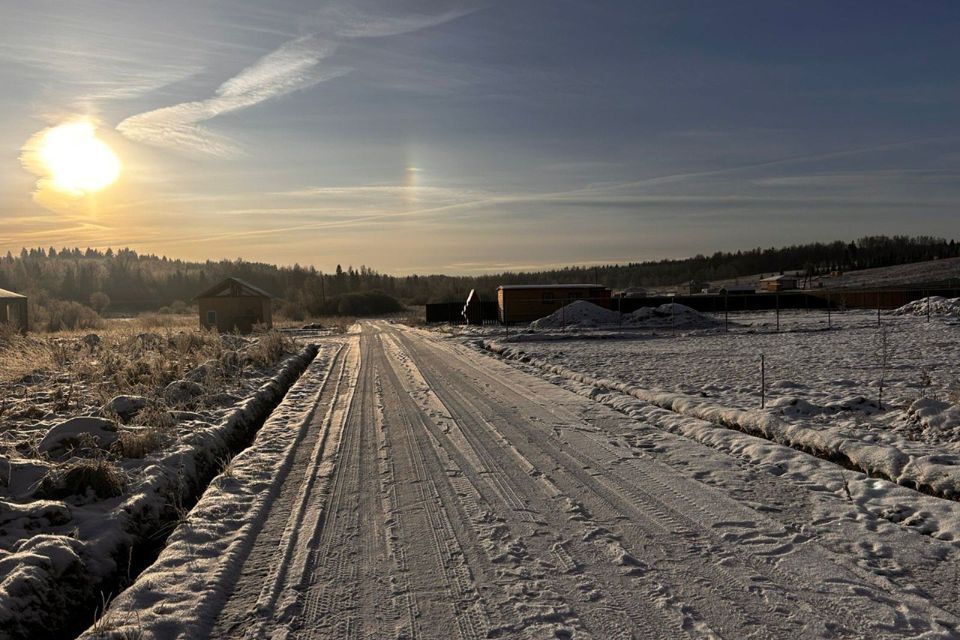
[760,354,766,409]
[775,293,780,332]
[724,292,729,332]
[618,295,622,334]
[877,290,881,326]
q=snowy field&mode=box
[443,301,960,501]
[491,310,960,442]
[453,303,960,443]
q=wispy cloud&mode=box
[326,6,479,38]
[117,36,347,156]
[115,3,480,156]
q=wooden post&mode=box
[760,354,766,409]
[618,294,622,334]
[724,292,729,332]
[877,290,881,326]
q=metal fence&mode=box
[426,286,960,333]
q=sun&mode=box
[38,121,120,194]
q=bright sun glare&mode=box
[39,121,120,194]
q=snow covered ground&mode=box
[80,322,960,638]
[454,305,960,501]
[0,327,328,640]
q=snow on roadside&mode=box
[77,341,345,640]
[0,344,320,640]
[479,339,960,503]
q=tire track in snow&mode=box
[383,327,676,639]
[208,341,352,639]
[393,325,960,639]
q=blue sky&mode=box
[1,1,958,274]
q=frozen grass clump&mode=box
[37,458,126,500]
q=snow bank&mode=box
[79,343,343,640]
[0,344,320,640]
[893,296,960,317]
[480,340,960,502]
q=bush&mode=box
[278,301,306,322]
[89,291,110,314]
[31,297,103,332]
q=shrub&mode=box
[30,297,103,332]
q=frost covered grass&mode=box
[0,323,306,640]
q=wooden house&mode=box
[0,288,28,332]
[497,284,611,324]
[195,277,273,333]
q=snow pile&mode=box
[627,303,720,327]
[530,301,620,329]
[892,296,960,317]
[529,301,719,331]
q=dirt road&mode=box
[206,322,960,639]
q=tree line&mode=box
[0,235,957,322]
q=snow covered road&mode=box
[192,322,960,638]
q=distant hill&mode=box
[0,235,957,317]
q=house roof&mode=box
[759,275,797,282]
[0,287,26,300]
[498,284,606,290]
[195,277,273,300]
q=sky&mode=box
[1,0,959,275]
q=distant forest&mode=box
[0,235,957,320]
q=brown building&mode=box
[0,288,28,332]
[497,284,611,324]
[195,277,273,333]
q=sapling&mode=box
[876,323,893,411]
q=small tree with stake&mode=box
[876,323,893,411]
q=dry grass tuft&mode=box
[246,331,295,368]
[115,429,166,459]
[38,458,126,499]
